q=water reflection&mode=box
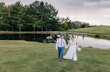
[76,35,110,49]
[0,34,110,49]
[0,34,50,42]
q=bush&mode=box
[94,33,101,38]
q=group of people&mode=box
[56,35,78,61]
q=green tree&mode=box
[27,1,58,31]
[0,2,11,31]
[10,1,25,32]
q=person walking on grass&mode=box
[56,35,66,61]
[63,35,78,61]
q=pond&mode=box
[0,34,50,42]
[0,33,110,49]
[76,35,110,49]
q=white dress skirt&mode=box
[63,40,78,61]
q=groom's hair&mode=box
[60,34,63,37]
[72,35,74,38]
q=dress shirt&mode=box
[56,38,66,49]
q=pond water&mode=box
[76,35,110,49]
[0,34,110,49]
[0,34,50,42]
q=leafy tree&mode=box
[0,1,90,31]
[0,2,11,31]
[10,1,25,32]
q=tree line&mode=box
[0,0,90,32]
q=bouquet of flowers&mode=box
[77,47,81,52]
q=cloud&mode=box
[83,0,110,8]
[71,15,110,25]
[85,0,110,2]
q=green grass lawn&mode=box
[69,26,110,35]
[0,40,110,72]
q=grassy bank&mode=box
[69,26,110,35]
[0,31,53,34]
[0,40,110,72]
[69,26,110,40]
[1,26,110,35]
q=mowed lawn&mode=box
[69,26,110,35]
[0,40,110,72]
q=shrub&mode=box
[94,33,101,38]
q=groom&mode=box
[56,35,66,61]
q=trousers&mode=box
[58,47,64,59]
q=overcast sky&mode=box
[0,0,110,25]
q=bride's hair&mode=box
[71,35,74,38]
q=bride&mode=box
[63,35,78,61]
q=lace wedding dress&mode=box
[63,40,78,61]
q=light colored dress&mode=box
[63,40,78,61]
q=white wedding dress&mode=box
[63,40,78,61]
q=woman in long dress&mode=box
[63,35,78,61]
